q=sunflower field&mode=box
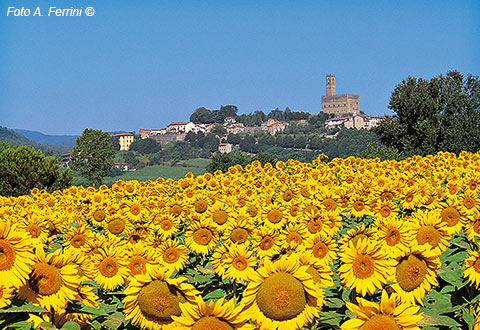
[1,152,480,330]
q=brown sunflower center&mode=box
[230,228,248,244]
[353,201,365,212]
[381,192,394,201]
[194,200,208,213]
[259,236,274,250]
[137,280,185,322]
[464,197,475,209]
[362,314,401,330]
[416,225,440,248]
[93,210,107,222]
[99,257,119,278]
[163,248,180,264]
[312,242,328,259]
[27,224,41,238]
[380,207,392,218]
[396,254,428,292]
[267,209,283,224]
[29,263,63,296]
[130,205,141,216]
[286,232,302,245]
[192,228,213,245]
[352,254,375,279]
[108,219,126,234]
[256,272,307,321]
[212,210,228,225]
[129,256,147,275]
[71,234,86,248]
[385,228,401,246]
[441,207,460,227]
[306,220,322,234]
[160,220,173,231]
[169,205,183,217]
[0,240,16,271]
[192,316,234,330]
[283,190,294,202]
[323,199,337,211]
[232,256,248,271]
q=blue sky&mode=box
[1,0,479,135]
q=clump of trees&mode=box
[375,71,480,156]
[71,128,115,186]
[0,142,72,196]
[190,105,238,124]
[207,151,276,173]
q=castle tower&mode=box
[326,74,336,96]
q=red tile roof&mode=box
[167,122,191,126]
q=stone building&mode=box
[321,74,360,116]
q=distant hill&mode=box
[13,129,78,148]
[0,127,71,155]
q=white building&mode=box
[166,122,196,134]
[218,143,233,153]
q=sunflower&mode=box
[17,214,49,247]
[261,203,289,230]
[123,268,199,330]
[173,296,255,330]
[458,191,480,216]
[241,254,325,330]
[105,217,134,236]
[63,223,93,254]
[341,290,423,330]
[376,219,413,258]
[253,227,282,260]
[304,234,338,267]
[464,249,480,289]
[279,224,308,252]
[339,223,376,248]
[338,238,393,296]
[126,243,160,278]
[185,221,218,255]
[389,245,441,305]
[157,239,189,273]
[222,216,255,246]
[410,210,450,255]
[372,200,400,225]
[151,213,179,239]
[123,198,148,223]
[348,194,373,218]
[17,248,81,311]
[221,244,257,283]
[438,200,466,235]
[0,219,36,289]
[86,245,129,291]
[205,202,233,230]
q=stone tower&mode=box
[326,74,336,96]
[321,74,360,116]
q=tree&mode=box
[357,141,403,161]
[375,71,480,156]
[0,144,72,196]
[190,107,214,124]
[71,128,115,186]
[130,138,161,155]
[110,136,120,151]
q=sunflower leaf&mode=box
[102,312,124,330]
[0,304,48,314]
[60,321,81,330]
[417,313,461,327]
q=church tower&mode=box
[326,74,336,96]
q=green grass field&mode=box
[73,158,209,187]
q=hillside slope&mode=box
[0,127,71,155]
[13,129,78,148]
